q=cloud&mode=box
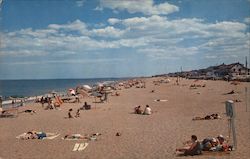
[90,26,125,38]
[1,15,249,63]
[2,58,124,65]
[76,0,85,7]
[48,19,88,35]
[244,17,250,24]
[108,18,121,25]
[99,0,179,15]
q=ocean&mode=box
[0,78,127,99]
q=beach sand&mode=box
[0,77,249,159]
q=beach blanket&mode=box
[16,132,60,140]
[72,143,89,151]
[154,99,168,102]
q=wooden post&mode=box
[225,100,237,149]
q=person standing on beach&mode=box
[12,100,15,107]
[41,97,45,107]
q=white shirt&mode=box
[144,107,152,115]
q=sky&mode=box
[0,0,249,79]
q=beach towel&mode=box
[154,99,168,102]
[72,143,89,151]
[16,132,60,140]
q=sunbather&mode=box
[226,90,235,94]
[21,109,36,114]
[201,135,233,152]
[176,135,202,156]
[20,131,47,139]
[192,113,221,120]
[63,134,87,140]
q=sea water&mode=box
[0,78,126,99]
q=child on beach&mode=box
[75,109,80,118]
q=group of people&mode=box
[201,135,233,152]
[68,108,80,118]
[134,105,152,115]
[67,102,92,118]
[176,134,233,156]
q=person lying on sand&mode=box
[226,90,235,95]
[176,135,202,156]
[63,134,88,140]
[20,131,48,140]
[21,109,36,114]
[192,113,221,120]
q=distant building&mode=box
[214,63,250,77]
[167,62,250,81]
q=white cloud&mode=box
[48,19,88,35]
[99,0,179,15]
[76,0,85,7]
[1,15,249,62]
[244,17,250,24]
[108,18,121,25]
[90,26,125,38]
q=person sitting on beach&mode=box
[134,105,143,114]
[82,102,91,110]
[75,109,80,118]
[68,108,73,118]
[143,105,152,115]
[176,135,202,156]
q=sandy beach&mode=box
[0,77,249,159]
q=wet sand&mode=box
[0,77,249,159]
